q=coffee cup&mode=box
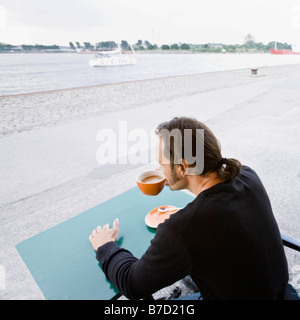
[136,170,166,196]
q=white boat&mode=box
[89,44,136,67]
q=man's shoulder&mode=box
[162,195,200,233]
[238,165,265,188]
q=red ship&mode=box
[270,49,300,55]
[270,42,300,55]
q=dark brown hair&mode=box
[156,117,242,182]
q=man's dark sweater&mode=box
[96,166,289,300]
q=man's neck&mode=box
[186,172,223,196]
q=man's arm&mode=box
[94,223,193,300]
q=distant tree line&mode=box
[0,43,15,51]
[161,43,190,50]
[0,43,61,52]
[69,41,125,51]
[68,40,192,51]
[21,44,60,51]
[1,34,294,53]
[68,36,292,53]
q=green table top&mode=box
[16,187,194,300]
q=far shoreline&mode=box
[0,50,272,55]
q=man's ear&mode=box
[180,159,190,176]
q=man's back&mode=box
[166,165,289,299]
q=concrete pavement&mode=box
[1,65,300,299]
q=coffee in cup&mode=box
[136,170,166,196]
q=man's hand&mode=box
[89,218,119,251]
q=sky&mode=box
[0,0,300,46]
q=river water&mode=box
[1,52,300,96]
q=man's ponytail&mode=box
[216,158,242,182]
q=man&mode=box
[89,117,289,300]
